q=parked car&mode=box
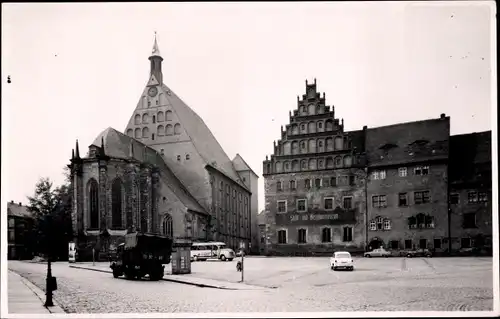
[330,251,354,271]
[403,248,432,258]
[364,248,391,258]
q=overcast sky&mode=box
[2,2,495,213]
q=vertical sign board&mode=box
[68,242,76,263]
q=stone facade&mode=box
[262,80,493,256]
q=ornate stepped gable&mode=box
[263,79,366,175]
[123,34,249,209]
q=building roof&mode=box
[449,131,492,184]
[91,127,208,215]
[365,116,450,167]
[159,83,249,190]
[7,201,33,219]
[232,154,258,177]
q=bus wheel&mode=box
[220,255,226,261]
[193,255,198,262]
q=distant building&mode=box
[262,79,493,256]
[69,35,258,261]
[7,201,35,260]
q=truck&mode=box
[110,232,173,281]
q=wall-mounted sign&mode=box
[275,207,356,226]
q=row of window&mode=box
[450,192,488,204]
[371,166,429,180]
[126,124,182,140]
[383,237,478,250]
[276,226,354,244]
[372,191,431,208]
[277,196,353,213]
[279,137,352,157]
[297,103,328,117]
[273,155,354,174]
[276,176,356,192]
[213,179,251,238]
[134,110,173,125]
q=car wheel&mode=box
[366,254,371,258]
[193,255,198,262]
[407,254,412,258]
[350,267,354,271]
[384,255,389,258]
[220,255,226,261]
[330,266,334,270]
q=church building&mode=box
[69,35,258,260]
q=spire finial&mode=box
[75,139,80,159]
[151,31,161,57]
[72,149,75,160]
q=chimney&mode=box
[10,200,13,204]
[363,125,367,130]
[19,202,22,206]
[440,113,446,119]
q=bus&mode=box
[190,242,235,262]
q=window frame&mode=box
[433,238,442,249]
[321,227,332,243]
[324,197,334,210]
[414,190,431,204]
[383,219,391,230]
[342,196,353,210]
[398,192,408,207]
[450,193,460,204]
[398,167,407,177]
[297,228,307,244]
[342,226,353,242]
[277,200,287,214]
[276,181,283,192]
[289,180,296,190]
[372,195,387,208]
[277,229,287,244]
[296,199,308,212]
[462,212,477,228]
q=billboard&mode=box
[275,207,356,225]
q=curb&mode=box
[68,265,237,290]
[9,270,66,314]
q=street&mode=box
[8,257,494,313]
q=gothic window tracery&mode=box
[111,178,124,229]
[163,214,173,238]
[87,179,99,229]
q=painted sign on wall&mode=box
[275,207,356,225]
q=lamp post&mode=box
[44,214,54,307]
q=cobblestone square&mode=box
[8,256,494,313]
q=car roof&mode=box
[334,251,351,255]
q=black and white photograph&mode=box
[1,1,498,317]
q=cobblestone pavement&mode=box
[8,257,494,313]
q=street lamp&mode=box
[44,214,54,307]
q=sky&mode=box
[1,1,496,214]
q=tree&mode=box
[27,176,73,260]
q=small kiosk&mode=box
[171,238,192,275]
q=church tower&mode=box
[149,33,163,86]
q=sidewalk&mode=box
[8,270,66,314]
[69,262,266,291]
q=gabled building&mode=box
[69,35,258,260]
[7,201,35,260]
[262,80,368,256]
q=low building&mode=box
[7,201,35,260]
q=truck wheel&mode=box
[112,270,120,278]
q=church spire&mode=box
[149,31,164,85]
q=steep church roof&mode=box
[232,153,258,177]
[158,83,248,189]
[91,127,207,215]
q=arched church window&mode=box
[174,123,181,135]
[157,125,165,136]
[157,111,164,122]
[163,214,173,238]
[111,178,124,229]
[87,179,99,229]
[142,127,149,138]
[335,136,343,150]
[334,156,342,167]
[134,114,141,125]
[326,138,334,152]
[326,157,334,169]
[325,119,333,131]
[126,129,133,137]
[134,128,141,139]
[166,124,173,136]
[142,113,149,124]
[308,139,316,153]
[166,110,173,121]
[317,122,323,130]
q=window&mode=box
[433,238,442,249]
[390,240,399,249]
[186,154,190,160]
[369,220,376,231]
[9,230,15,241]
[277,181,283,191]
[297,199,307,212]
[450,193,459,204]
[88,178,99,229]
[152,133,155,140]
[383,219,391,230]
[323,178,330,187]
[419,239,427,249]
[463,213,476,228]
[321,228,332,243]
[330,177,337,186]
[162,214,173,238]
[425,215,434,228]
[343,197,353,209]
[404,239,412,250]
[277,230,287,244]
[372,195,387,208]
[398,193,408,206]
[111,178,124,228]
[342,227,353,242]
[301,161,307,169]
[318,122,323,129]
[8,218,15,228]
[478,192,488,202]
[414,166,429,176]
[371,170,386,180]
[290,180,296,190]
[349,175,355,186]
[398,167,407,177]
[277,201,287,213]
[314,178,321,187]
[414,191,430,204]
[460,238,471,249]
[338,176,348,185]
[380,170,386,179]
[304,179,311,188]
[177,155,181,161]
[298,229,307,243]
[376,216,383,230]
[324,198,334,210]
